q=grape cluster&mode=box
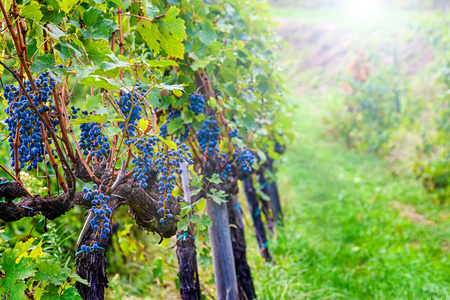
[197,116,219,156]
[78,113,110,159]
[234,147,255,174]
[159,108,181,138]
[187,93,205,115]
[129,137,193,222]
[116,88,145,137]
[229,128,239,138]
[81,184,112,252]
[3,73,60,171]
[129,136,160,188]
[218,153,233,178]
[70,106,80,120]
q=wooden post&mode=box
[268,163,284,225]
[257,172,275,236]
[243,176,272,262]
[207,198,239,300]
[227,194,257,299]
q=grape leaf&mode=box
[208,173,222,184]
[21,1,43,20]
[167,118,183,134]
[83,7,103,27]
[144,0,159,19]
[42,24,67,40]
[104,126,122,137]
[138,22,161,55]
[34,261,67,285]
[84,95,102,112]
[81,75,120,90]
[0,278,26,299]
[190,214,212,230]
[60,0,79,13]
[206,188,228,204]
[109,0,125,9]
[160,6,186,40]
[160,33,184,59]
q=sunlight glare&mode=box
[344,0,383,23]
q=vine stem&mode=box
[0,0,37,91]
[118,7,124,79]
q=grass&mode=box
[246,89,450,299]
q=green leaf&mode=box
[167,118,183,134]
[156,82,185,92]
[208,173,222,184]
[0,248,37,282]
[137,118,150,133]
[146,60,178,68]
[190,174,203,188]
[41,24,67,40]
[68,20,111,41]
[190,214,212,230]
[40,7,64,24]
[138,21,161,56]
[81,76,120,90]
[84,95,102,112]
[177,216,189,231]
[181,110,194,123]
[144,0,159,19]
[21,1,43,20]
[109,0,125,9]
[160,6,187,40]
[30,54,55,73]
[0,277,26,299]
[34,261,67,285]
[154,136,177,150]
[83,7,103,27]
[101,54,131,71]
[206,188,228,204]
[104,126,122,137]
[83,40,112,65]
[190,188,202,197]
[152,259,164,284]
[160,31,184,59]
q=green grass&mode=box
[247,90,450,299]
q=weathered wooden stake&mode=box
[227,194,257,299]
[207,198,239,300]
[268,163,284,226]
[242,176,272,262]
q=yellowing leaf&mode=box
[172,89,183,97]
[16,238,35,262]
[196,198,206,212]
[60,0,80,14]
[160,33,184,59]
[138,118,150,133]
[28,240,44,259]
[158,238,170,248]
